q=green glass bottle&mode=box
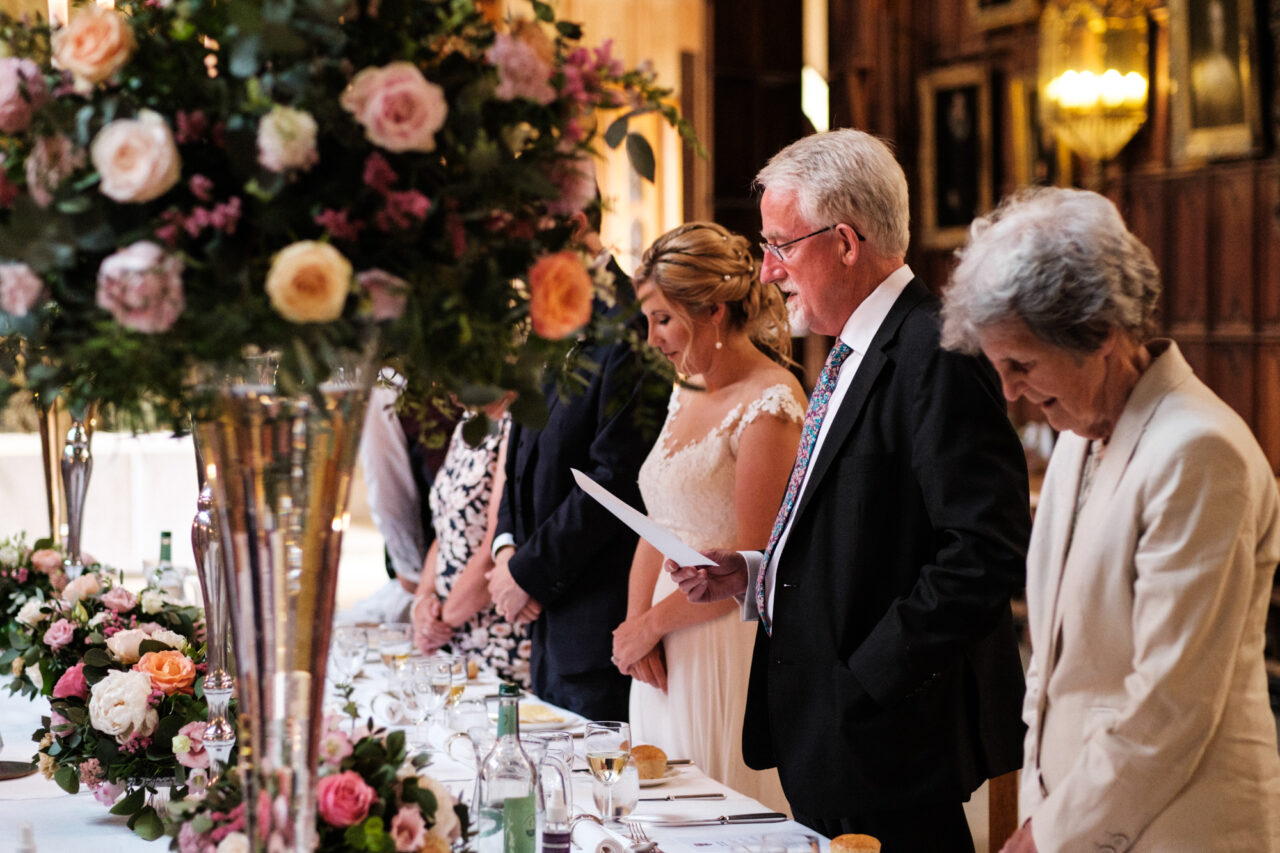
[476,683,536,853]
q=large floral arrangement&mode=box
[0,0,695,429]
[168,718,463,853]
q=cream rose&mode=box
[264,241,352,323]
[88,669,158,743]
[216,833,251,853]
[91,110,182,203]
[420,773,461,839]
[146,627,187,651]
[139,589,166,614]
[340,61,447,153]
[52,4,136,91]
[61,571,101,604]
[16,599,46,627]
[257,104,319,173]
[104,628,148,664]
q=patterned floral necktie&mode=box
[756,340,854,635]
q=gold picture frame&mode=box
[967,0,1040,30]
[1169,0,1262,163]
[1009,76,1074,189]
[918,64,993,250]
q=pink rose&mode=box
[356,269,408,321]
[544,154,597,217]
[256,104,319,173]
[389,804,427,852]
[173,720,210,769]
[100,585,138,613]
[53,661,89,700]
[0,263,44,316]
[340,62,447,153]
[316,770,376,827]
[96,240,185,333]
[92,779,126,806]
[43,618,76,651]
[25,134,84,208]
[487,32,556,105]
[30,549,63,575]
[0,57,48,133]
[50,709,74,738]
[90,110,181,203]
[318,728,353,768]
[52,4,136,91]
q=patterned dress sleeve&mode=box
[730,383,806,452]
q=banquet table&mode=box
[0,659,827,853]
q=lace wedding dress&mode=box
[630,382,804,814]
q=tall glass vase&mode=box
[192,349,375,851]
[59,401,97,577]
[190,437,235,781]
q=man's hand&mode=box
[412,596,453,654]
[665,549,750,603]
[487,547,531,621]
[999,820,1037,853]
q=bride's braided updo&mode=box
[634,221,792,362]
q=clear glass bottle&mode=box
[540,786,571,853]
[476,683,537,853]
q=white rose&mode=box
[90,110,181,203]
[0,544,20,564]
[28,663,43,692]
[145,627,186,650]
[105,628,148,664]
[16,599,46,627]
[257,105,319,173]
[87,669,158,743]
[217,832,251,853]
[61,572,101,604]
[89,610,111,627]
[139,589,165,614]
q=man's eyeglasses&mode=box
[758,224,864,261]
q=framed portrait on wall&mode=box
[967,0,1040,30]
[918,64,993,250]
[1169,0,1262,163]
[1009,76,1073,188]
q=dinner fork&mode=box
[624,821,657,853]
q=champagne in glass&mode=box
[584,721,630,822]
[377,622,413,671]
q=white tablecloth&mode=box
[0,432,199,571]
[0,662,826,852]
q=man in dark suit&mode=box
[487,211,664,721]
[669,129,1030,850]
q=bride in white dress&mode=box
[611,222,803,813]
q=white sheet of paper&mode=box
[571,468,714,567]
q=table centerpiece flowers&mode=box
[0,0,696,428]
[0,534,71,662]
[167,715,464,853]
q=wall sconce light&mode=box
[1039,0,1150,162]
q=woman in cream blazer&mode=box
[942,187,1280,852]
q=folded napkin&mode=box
[571,816,630,853]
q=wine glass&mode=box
[329,625,367,684]
[443,653,467,709]
[423,654,457,729]
[402,659,436,754]
[584,721,630,822]
[376,622,413,674]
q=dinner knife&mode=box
[637,793,726,802]
[651,812,788,827]
[665,759,693,766]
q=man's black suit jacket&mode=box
[497,272,664,719]
[743,278,1030,815]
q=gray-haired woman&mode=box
[942,187,1280,853]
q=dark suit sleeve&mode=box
[506,341,660,606]
[847,345,1030,707]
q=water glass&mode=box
[449,697,490,733]
[329,625,367,683]
[376,622,413,673]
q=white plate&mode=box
[487,704,571,731]
[637,767,682,788]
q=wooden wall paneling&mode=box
[1210,164,1257,334]
[1257,344,1280,471]
[1209,343,1257,424]
[1165,174,1211,340]
[1257,161,1280,333]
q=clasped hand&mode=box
[486,548,542,623]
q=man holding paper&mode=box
[667,129,1030,850]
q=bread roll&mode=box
[829,834,881,853]
[630,744,667,780]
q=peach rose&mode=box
[340,61,447,153]
[30,549,63,574]
[135,649,196,696]
[264,241,352,323]
[52,5,136,92]
[528,250,593,339]
[61,571,100,604]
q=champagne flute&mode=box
[444,654,467,708]
[584,721,630,822]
